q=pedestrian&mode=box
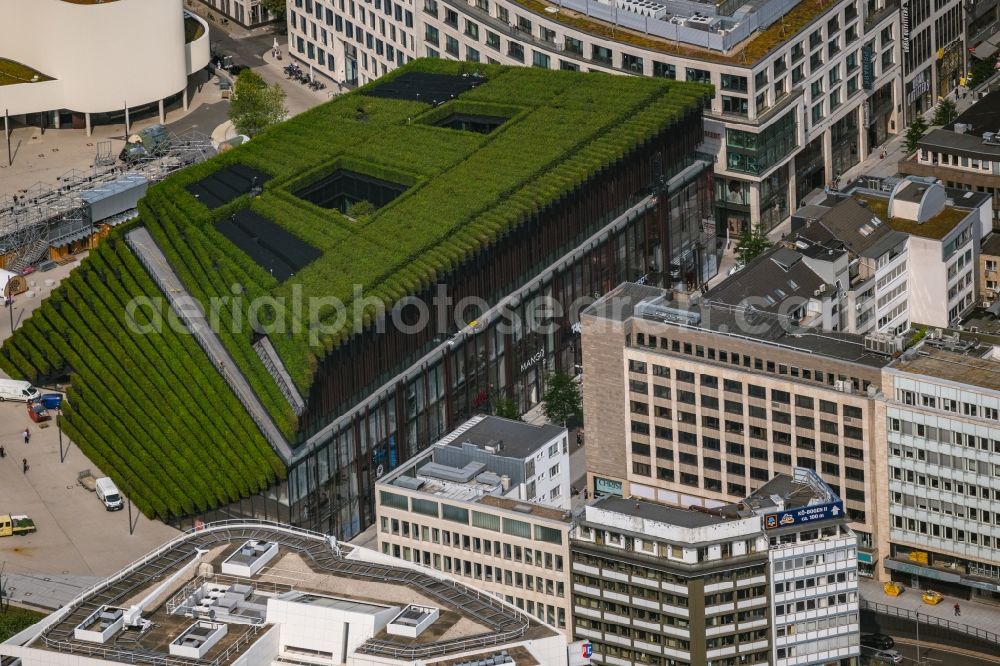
[576,432,583,446]
[22,458,28,474]
[571,485,577,497]
[0,445,5,458]
[582,488,589,500]
[954,603,961,616]
[23,428,29,445]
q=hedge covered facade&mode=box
[1,60,715,531]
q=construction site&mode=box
[0,126,215,278]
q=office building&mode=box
[0,522,571,666]
[375,415,574,630]
[877,336,1000,602]
[1,0,210,134]
[572,467,860,665]
[981,233,1000,305]
[967,0,1000,60]
[579,282,891,573]
[900,88,1000,228]
[901,0,964,122]
[287,0,903,230]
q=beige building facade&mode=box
[374,416,574,631]
[581,283,892,574]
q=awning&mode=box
[973,33,1000,61]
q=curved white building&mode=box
[0,0,210,133]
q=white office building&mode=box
[286,0,903,232]
[571,467,859,666]
[878,338,1000,603]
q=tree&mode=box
[734,224,772,266]
[228,70,287,138]
[931,97,957,126]
[492,396,521,421]
[541,372,582,427]
[969,57,996,89]
[903,115,929,155]
[260,0,287,19]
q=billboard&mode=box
[763,501,844,530]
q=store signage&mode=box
[862,44,874,90]
[595,477,624,496]
[763,501,844,530]
[582,643,593,658]
[519,348,545,373]
[901,0,910,53]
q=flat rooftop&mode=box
[595,495,734,528]
[444,416,564,460]
[22,524,547,664]
[891,344,1000,393]
[584,282,891,368]
[514,0,841,66]
[982,233,1000,256]
[847,178,989,241]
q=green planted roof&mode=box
[2,61,708,518]
[144,60,710,401]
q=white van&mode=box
[95,477,124,511]
[0,379,39,402]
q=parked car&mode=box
[27,402,50,423]
[879,649,904,664]
[0,378,39,402]
[95,477,124,511]
[38,393,63,410]
[861,633,895,650]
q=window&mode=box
[486,30,500,50]
[653,61,676,79]
[412,498,439,517]
[508,41,524,61]
[532,50,550,68]
[503,518,531,538]
[442,504,469,524]
[721,74,748,92]
[423,0,438,15]
[445,35,459,56]
[564,36,583,56]
[444,7,458,27]
[722,96,749,116]
[466,46,480,62]
[380,491,408,509]
[424,24,439,45]
[465,20,479,39]
[686,67,711,83]
[622,53,643,73]
[592,45,612,65]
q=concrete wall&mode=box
[0,0,207,115]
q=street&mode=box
[892,639,1000,665]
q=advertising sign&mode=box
[862,44,874,90]
[763,501,844,530]
[595,477,624,497]
[901,0,909,53]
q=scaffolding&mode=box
[0,130,215,272]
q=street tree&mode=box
[903,115,929,155]
[260,0,287,19]
[541,372,582,426]
[931,97,957,126]
[734,224,772,266]
[228,69,287,138]
[492,396,521,421]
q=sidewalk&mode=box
[840,87,981,184]
[860,578,1000,641]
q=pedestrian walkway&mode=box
[124,227,293,460]
[1,572,101,610]
[840,86,981,184]
[860,578,1000,645]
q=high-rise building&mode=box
[572,467,860,666]
[579,282,892,574]
[876,337,1000,603]
[375,416,574,631]
[286,0,903,230]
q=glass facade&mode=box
[715,177,751,235]
[831,111,860,180]
[725,109,797,175]
[169,113,718,539]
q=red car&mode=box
[27,402,50,423]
